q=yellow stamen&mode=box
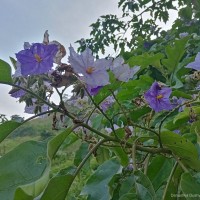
[157,94,163,99]
[86,66,95,74]
[34,54,42,63]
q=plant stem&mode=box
[73,139,107,177]
[84,87,118,139]
[162,161,178,200]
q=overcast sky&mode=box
[0,0,177,119]
[0,0,120,118]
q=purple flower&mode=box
[87,85,103,96]
[16,43,58,76]
[172,96,186,112]
[9,82,26,98]
[179,32,188,38]
[144,82,172,112]
[100,96,115,112]
[173,130,181,135]
[10,89,26,98]
[110,57,140,82]
[185,52,200,71]
[68,46,111,88]
[25,99,49,115]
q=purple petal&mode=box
[186,52,200,70]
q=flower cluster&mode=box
[12,32,200,116]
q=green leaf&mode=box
[128,53,164,69]
[93,72,121,104]
[0,121,22,143]
[119,193,137,200]
[47,127,73,160]
[0,59,12,83]
[162,37,189,73]
[162,166,183,200]
[96,147,110,164]
[112,146,129,166]
[173,106,200,125]
[40,166,76,200]
[81,159,121,200]
[161,131,200,171]
[180,172,200,199]
[0,141,48,200]
[147,156,173,191]
[40,174,74,200]
[134,170,157,200]
[119,176,136,198]
[74,142,89,167]
[13,127,73,200]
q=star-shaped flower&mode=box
[16,43,58,76]
[144,81,172,112]
[186,52,200,71]
[110,57,140,82]
[68,46,111,88]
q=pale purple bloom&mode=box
[144,82,172,112]
[111,57,140,82]
[16,43,58,76]
[25,99,49,115]
[172,96,186,112]
[68,96,88,109]
[87,85,103,96]
[24,42,31,49]
[100,96,115,112]
[186,52,200,71]
[68,46,111,87]
[10,89,26,98]
[105,124,120,134]
[9,82,26,98]
[179,32,188,38]
[173,130,181,135]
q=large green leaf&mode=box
[0,141,48,200]
[162,37,189,73]
[0,59,12,83]
[40,166,76,200]
[0,121,22,143]
[128,52,164,69]
[134,170,157,200]
[81,159,121,200]
[147,156,173,191]
[112,146,129,166]
[180,172,200,200]
[119,175,136,199]
[161,131,200,171]
[74,142,89,167]
[12,128,72,200]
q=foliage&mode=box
[1,0,200,199]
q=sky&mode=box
[0,0,177,119]
[0,0,120,118]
